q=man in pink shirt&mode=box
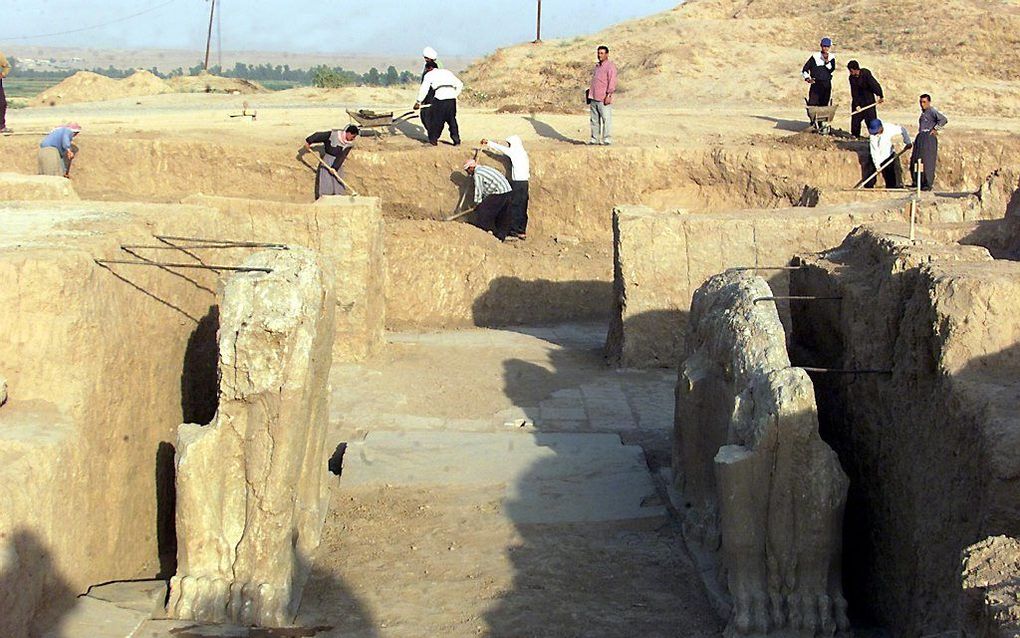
[588,45,618,145]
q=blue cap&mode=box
[868,119,882,134]
[820,37,832,47]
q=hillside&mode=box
[460,0,1020,116]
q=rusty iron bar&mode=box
[123,242,286,250]
[801,367,892,374]
[153,235,288,249]
[95,259,271,273]
[754,296,843,303]
[729,266,806,271]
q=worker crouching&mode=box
[464,158,513,241]
[38,122,81,178]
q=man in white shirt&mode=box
[866,119,912,189]
[414,61,463,146]
[481,135,530,240]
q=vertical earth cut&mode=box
[674,271,850,637]
[167,246,336,626]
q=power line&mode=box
[2,0,181,41]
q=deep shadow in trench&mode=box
[472,276,613,328]
[0,529,77,637]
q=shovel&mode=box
[308,152,361,196]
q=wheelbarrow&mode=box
[805,102,837,135]
[346,108,419,135]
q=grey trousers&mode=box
[589,100,612,144]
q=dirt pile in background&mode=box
[167,72,266,94]
[33,70,266,106]
[460,0,1020,116]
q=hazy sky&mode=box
[4,1,679,57]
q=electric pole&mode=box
[203,0,217,71]
[534,0,542,43]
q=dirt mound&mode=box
[33,69,171,106]
[167,73,267,94]
[460,0,1020,117]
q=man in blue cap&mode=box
[865,119,911,189]
[802,37,836,106]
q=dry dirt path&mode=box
[130,323,723,638]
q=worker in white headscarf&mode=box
[481,135,531,240]
[419,46,441,138]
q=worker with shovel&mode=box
[463,158,514,241]
[303,124,359,199]
[864,119,911,189]
[847,60,884,138]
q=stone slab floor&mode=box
[121,323,724,638]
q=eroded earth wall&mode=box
[675,271,849,636]
[790,225,1020,635]
[0,197,381,636]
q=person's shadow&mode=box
[0,529,77,636]
[523,113,586,145]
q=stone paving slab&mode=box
[42,596,148,638]
[342,430,666,525]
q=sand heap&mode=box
[33,70,170,106]
[460,0,1020,116]
[167,72,266,94]
[33,70,266,106]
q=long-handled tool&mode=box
[850,102,880,117]
[448,147,481,219]
[853,145,912,189]
[443,206,477,222]
[309,152,360,196]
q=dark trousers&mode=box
[864,152,902,189]
[909,131,938,190]
[509,180,529,235]
[0,79,6,130]
[808,80,832,107]
[470,192,513,240]
[428,98,460,145]
[851,105,876,137]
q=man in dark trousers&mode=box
[414,61,463,146]
[802,37,836,106]
[0,50,11,134]
[909,94,949,191]
[847,60,884,138]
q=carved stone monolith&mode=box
[167,247,335,626]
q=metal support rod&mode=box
[910,161,923,241]
[729,266,806,271]
[153,235,287,248]
[755,296,843,303]
[801,367,892,374]
[95,259,271,273]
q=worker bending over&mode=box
[865,119,911,189]
[481,135,530,240]
[464,158,513,241]
[38,123,81,178]
[304,124,359,199]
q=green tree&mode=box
[313,66,348,88]
[384,65,400,86]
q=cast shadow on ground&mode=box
[447,170,473,219]
[0,529,77,636]
[752,115,811,132]
[522,114,586,145]
[478,331,724,635]
[390,115,429,143]
[471,276,613,328]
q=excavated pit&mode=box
[3,122,1020,636]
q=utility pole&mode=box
[534,0,542,43]
[203,0,216,71]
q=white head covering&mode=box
[423,46,438,60]
[506,135,523,149]
[463,158,478,171]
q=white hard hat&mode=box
[423,46,438,60]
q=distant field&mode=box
[260,80,305,91]
[3,77,63,98]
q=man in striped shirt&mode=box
[464,159,513,241]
